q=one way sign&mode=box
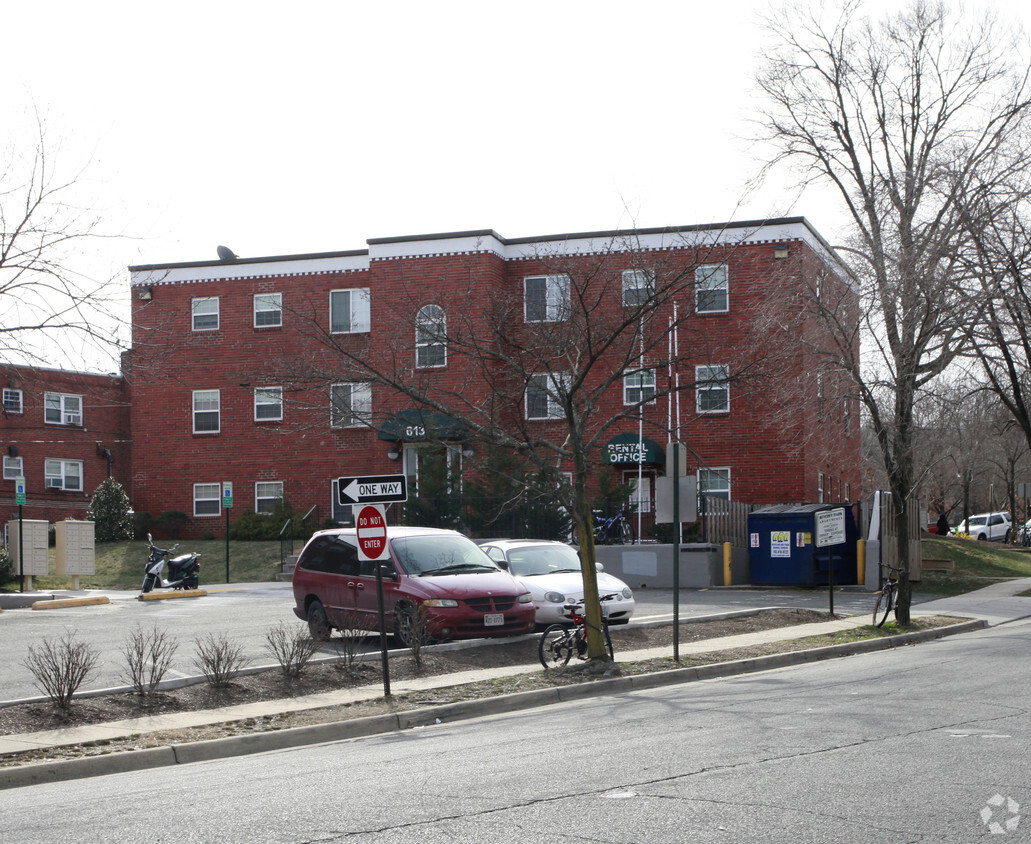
[337,474,408,505]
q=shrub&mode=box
[194,631,247,687]
[264,622,320,679]
[337,610,371,669]
[87,477,135,542]
[155,510,191,539]
[24,631,100,710]
[0,547,13,586]
[121,625,179,695]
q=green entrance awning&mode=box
[377,409,468,442]
[602,433,665,465]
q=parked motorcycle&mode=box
[141,533,201,593]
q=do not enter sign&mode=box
[356,504,388,561]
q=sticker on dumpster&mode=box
[797,532,810,547]
[771,531,791,558]
[750,532,759,548]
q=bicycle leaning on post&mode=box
[872,565,900,627]
[538,593,617,668]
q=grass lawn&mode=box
[917,535,1031,596]
[3,539,286,591]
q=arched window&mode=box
[416,304,446,368]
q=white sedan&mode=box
[478,539,635,627]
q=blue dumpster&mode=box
[747,504,858,586]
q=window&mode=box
[193,390,220,433]
[254,293,282,328]
[254,387,283,421]
[3,455,23,481]
[330,383,372,428]
[696,365,729,414]
[194,483,221,517]
[416,305,447,368]
[256,481,284,514]
[699,468,731,501]
[624,369,656,405]
[3,389,22,414]
[695,265,728,313]
[44,392,82,426]
[622,269,655,307]
[818,472,826,503]
[192,297,219,330]
[524,275,570,322]
[330,288,371,333]
[526,372,569,420]
[45,459,83,491]
[625,472,652,513]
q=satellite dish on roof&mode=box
[217,245,238,261]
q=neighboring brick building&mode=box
[1,365,130,527]
[122,217,861,539]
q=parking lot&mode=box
[0,581,909,703]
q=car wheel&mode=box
[977,533,988,542]
[1004,529,1011,543]
[307,600,331,641]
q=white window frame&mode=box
[696,365,730,414]
[44,392,82,426]
[329,288,371,334]
[526,372,569,420]
[193,483,222,517]
[624,471,653,513]
[253,292,282,328]
[330,383,372,429]
[193,389,221,433]
[699,468,731,501]
[3,389,23,414]
[331,479,356,524]
[192,297,220,331]
[45,458,83,491]
[254,387,283,421]
[695,265,729,313]
[524,275,570,322]
[255,481,284,514]
[818,472,826,503]
[3,455,23,481]
[416,304,447,368]
[623,369,656,405]
[622,269,655,307]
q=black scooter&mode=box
[141,533,201,593]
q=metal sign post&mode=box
[356,504,392,698]
[222,482,233,583]
[815,507,846,615]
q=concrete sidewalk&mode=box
[2,578,1029,789]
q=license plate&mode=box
[484,613,504,627]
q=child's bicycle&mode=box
[538,594,617,668]
[872,565,900,627]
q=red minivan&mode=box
[291,526,536,644]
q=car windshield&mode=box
[391,534,499,576]
[504,545,582,576]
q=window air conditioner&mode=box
[47,478,64,488]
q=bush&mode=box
[194,631,247,687]
[0,547,13,586]
[87,478,135,542]
[264,622,320,679]
[121,625,179,695]
[24,631,100,710]
[229,499,310,541]
[155,510,191,539]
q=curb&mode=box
[0,617,986,790]
[31,596,111,611]
[136,589,208,602]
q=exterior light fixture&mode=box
[387,445,401,460]
[774,245,789,259]
[138,286,153,300]
[461,444,475,459]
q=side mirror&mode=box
[497,560,510,571]
[147,533,153,543]
[378,565,399,580]
[595,562,604,572]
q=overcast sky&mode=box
[3,0,1025,369]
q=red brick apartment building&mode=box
[118,217,860,539]
[1,365,130,526]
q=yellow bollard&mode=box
[723,542,732,586]
[857,539,866,586]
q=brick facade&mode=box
[120,218,861,539]
[1,365,130,526]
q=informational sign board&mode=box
[815,507,847,548]
[222,481,233,508]
[356,504,388,561]
[337,474,408,506]
[15,477,26,505]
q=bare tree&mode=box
[0,109,124,368]
[755,0,1031,621]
